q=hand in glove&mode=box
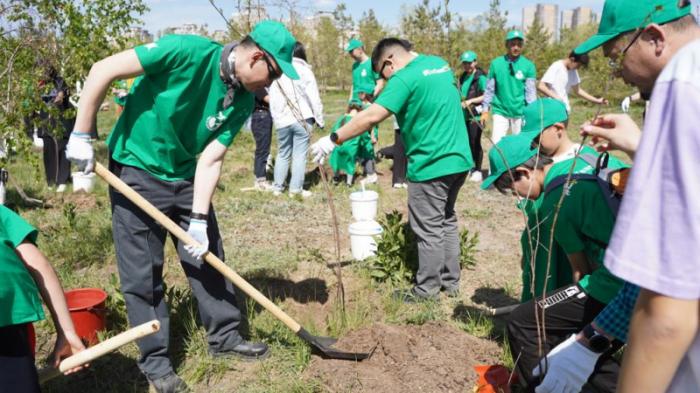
[65,131,95,173]
[310,135,336,165]
[621,96,631,113]
[184,218,209,259]
[532,334,602,393]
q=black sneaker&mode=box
[149,372,191,393]
[210,340,270,361]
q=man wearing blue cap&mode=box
[481,30,537,145]
[529,1,700,392]
[65,21,299,392]
[345,38,384,103]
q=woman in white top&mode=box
[268,42,324,197]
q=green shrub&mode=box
[459,229,479,270]
[366,210,418,285]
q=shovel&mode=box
[94,163,373,361]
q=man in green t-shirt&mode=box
[345,38,385,103]
[65,20,298,392]
[481,30,537,145]
[311,38,474,302]
[458,50,488,182]
[481,134,623,391]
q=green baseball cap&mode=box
[249,20,299,80]
[460,50,477,63]
[519,98,569,137]
[481,134,537,190]
[574,0,691,54]
[506,30,524,41]
[345,38,364,52]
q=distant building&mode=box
[560,9,574,31]
[522,3,559,43]
[559,6,598,34]
[124,26,153,43]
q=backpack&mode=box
[544,152,630,216]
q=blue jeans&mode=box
[273,121,311,193]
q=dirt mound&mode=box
[305,321,502,393]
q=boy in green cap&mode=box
[481,30,537,145]
[511,98,627,303]
[482,133,624,392]
[65,20,298,392]
[345,38,385,103]
[329,99,378,185]
[312,38,473,301]
[458,50,488,182]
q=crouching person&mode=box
[482,134,623,392]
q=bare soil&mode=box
[305,321,502,393]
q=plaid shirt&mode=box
[593,281,640,342]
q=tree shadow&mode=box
[244,277,329,306]
[452,302,508,341]
[471,286,520,309]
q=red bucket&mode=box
[474,364,516,393]
[65,288,108,346]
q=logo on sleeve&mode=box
[206,111,227,131]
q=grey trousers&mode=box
[408,171,467,297]
[108,161,242,380]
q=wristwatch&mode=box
[330,132,342,146]
[582,324,612,353]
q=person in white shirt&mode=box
[538,51,608,113]
[269,42,324,197]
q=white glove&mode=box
[310,135,336,165]
[65,132,94,173]
[621,96,631,113]
[184,218,209,259]
[532,334,602,393]
[31,130,44,152]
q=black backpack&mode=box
[544,152,630,216]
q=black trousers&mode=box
[251,109,272,179]
[0,324,40,393]
[507,285,620,393]
[466,117,483,171]
[108,160,242,380]
[376,129,407,184]
[42,134,71,186]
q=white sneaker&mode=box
[365,173,378,184]
[272,189,282,196]
[56,184,67,193]
[290,190,312,198]
[253,179,274,191]
[392,183,407,189]
[469,171,483,182]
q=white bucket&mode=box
[72,172,96,193]
[349,190,378,222]
[348,220,383,261]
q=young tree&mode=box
[310,15,343,92]
[357,9,386,54]
[524,16,552,78]
[400,0,444,56]
[469,0,508,72]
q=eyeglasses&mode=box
[379,54,394,80]
[261,51,282,81]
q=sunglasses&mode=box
[261,51,282,81]
[379,54,394,80]
[509,62,515,76]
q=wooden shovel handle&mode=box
[94,163,302,333]
[39,320,160,383]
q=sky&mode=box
[140,0,605,34]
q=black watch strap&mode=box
[190,212,209,220]
[330,132,341,145]
[583,324,612,353]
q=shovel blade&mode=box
[297,328,375,361]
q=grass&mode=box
[7,91,644,392]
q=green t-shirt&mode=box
[539,169,625,304]
[0,206,44,327]
[520,147,628,302]
[329,114,376,175]
[351,58,378,101]
[487,55,536,118]
[108,35,254,181]
[375,55,473,181]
